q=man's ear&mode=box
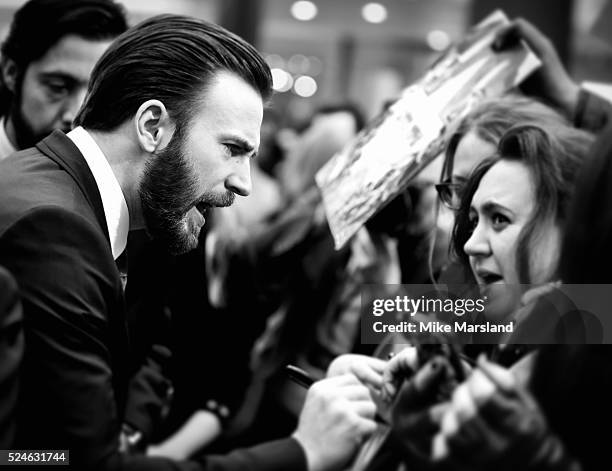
[134,99,173,153]
[1,58,19,93]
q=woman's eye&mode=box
[467,215,478,234]
[491,213,510,229]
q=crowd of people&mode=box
[0,1,611,470]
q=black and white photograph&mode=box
[0,0,611,470]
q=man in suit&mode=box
[0,14,377,471]
[0,0,128,160]
[0,0,178,448]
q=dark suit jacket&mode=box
[0,131,306,471]
[0,265,23,449]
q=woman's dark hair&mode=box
[525,129,612,471]
[440,94,568,183]
[0,0,127,113]
[74,14,272,132]
[452,124,594,283]
[560,126,612,283]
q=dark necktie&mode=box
[115,250,128,293]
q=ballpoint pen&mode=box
[285,364,389,424]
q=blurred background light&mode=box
[426,30,451,51]
[291,1,318,21]
[271,68,294,92]
[294,75,318,97]
[288,54,311,74]
[362,2,388,24]
[265,54,285,69]
[308,56,323,76]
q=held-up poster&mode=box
[315,10,541,249]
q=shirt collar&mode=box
[0,117,16,161]
[67,126,129,260]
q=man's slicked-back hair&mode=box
[74,14,273,132]
[1,0,128,68]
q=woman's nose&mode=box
[463,222,490,258]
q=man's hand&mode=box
[493,18,580,117]
[293,374,377,471]
[326,354,386,390]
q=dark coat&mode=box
[0,130,305,471]
[0,265,23,449]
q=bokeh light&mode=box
[294,75,318,97]
[291,1,318,21]
[427,30,451,51]
[271,68,294,93]
[362,3,388,24]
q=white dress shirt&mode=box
[67,126,129,260]
[0,118,16,161]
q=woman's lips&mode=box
[476,271,503,285]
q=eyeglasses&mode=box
[435,178,465,211]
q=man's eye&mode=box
[45,82,69,97]
[224,144,241,156]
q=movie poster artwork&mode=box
[316,10,541,249]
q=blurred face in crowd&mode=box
[434,131,497,266]
[463,159,560,318]
[139,71,263,254]
[449,131,497,207]
[4,35,111,149]
[280,110,357,197]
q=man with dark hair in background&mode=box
[0,0,128,158]
[0,0,130,452]
[0,14,377,471]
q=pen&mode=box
[286,364,315,389]
[285,364,388,425]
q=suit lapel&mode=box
[36,130,111,247]
[37,132,133,402]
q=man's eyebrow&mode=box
[221,135,257,154]
[39,72,83,85]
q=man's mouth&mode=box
[195,201,209,217]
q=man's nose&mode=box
[60,89,87,128]
[225,160,252,197]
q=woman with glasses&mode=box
[433,95,571,284]
[436,95,570,211]
[375,122,595,471]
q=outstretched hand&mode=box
[381,355,461,463]
[431,356,579,471]
[493,17,580,117]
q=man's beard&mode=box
[9,82,70,149]
[138,127,235,255]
